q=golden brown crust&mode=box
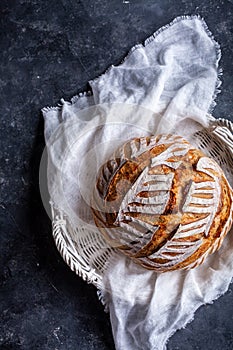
[91,134,233,272]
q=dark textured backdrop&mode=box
[1,1,233,349]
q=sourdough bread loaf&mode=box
[91,134,233,272]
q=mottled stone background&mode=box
[1,1,233,349]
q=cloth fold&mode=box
[42,16,233,350]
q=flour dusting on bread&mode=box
[92,134,233,272]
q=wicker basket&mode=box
[50,116,233,289]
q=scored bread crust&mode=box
[91,134,233,272]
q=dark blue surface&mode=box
[0,1,233,349]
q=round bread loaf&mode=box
[91,134,233,272]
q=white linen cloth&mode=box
[42,16,233,350]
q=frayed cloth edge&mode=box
[42,15,221,117]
